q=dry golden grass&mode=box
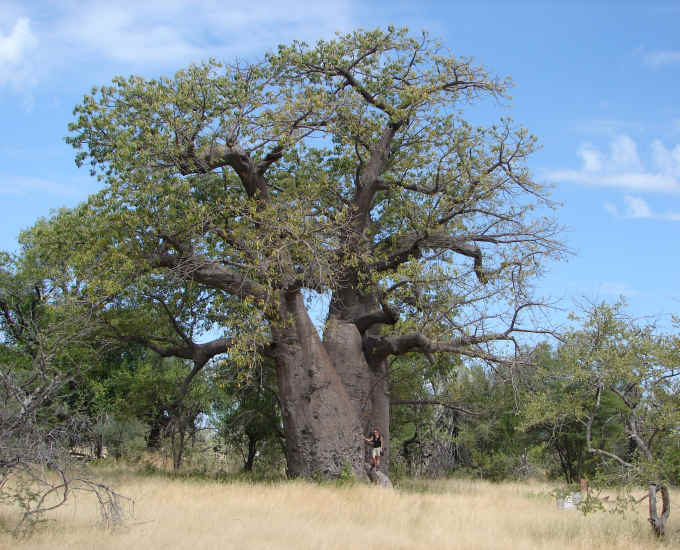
[0,473,674,549]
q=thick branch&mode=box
[192,337,231,366]
[178,143,250,177]
[130,337,194,361]
[153,253,267,299]
[102,310,231,367]
[363,330,515,364]
[352,122,401,234]
[177,142,269,199]
[353,299,399,333]
[256,145,284,175]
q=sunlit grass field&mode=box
[1,470,674,549]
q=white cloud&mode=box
[577,143,602,172]
[644,50,680,67]
[603,194,680,222]
[55,3,204,64]
[623,195,652,218]
[650,139,680,178]
[609,135,642,171]
[0,17,38,91]
[546,135,680,194]
[0,18,33,63]
[7,0,354,75]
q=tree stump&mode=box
[648,483,670,537]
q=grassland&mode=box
[0,471,674,549]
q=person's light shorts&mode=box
[372,447,382,458]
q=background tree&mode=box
[524,301,680,537]
[210,358,283,473]
[521,342,596,483]
[388,353,469,477]
[21,216,239,467]
[60,27,564,479]
[97,354,214,469]
[0,253,126,535]
[390,353,537,480]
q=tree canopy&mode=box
[22,27,565,478]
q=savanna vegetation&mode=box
[1,27,678,544]
[2,475,676,550]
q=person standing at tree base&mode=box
[363,429,383,469]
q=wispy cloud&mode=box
[0,1,355,88]
[603,195,680,221]
[623,195,652,218]
[571,118,645,137]
[546,135,680,194]
[644,49,680,67]
[54,3,205,64]
[0,17,38,91]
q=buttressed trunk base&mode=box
[271,291,365,479]
[323,291,391,473]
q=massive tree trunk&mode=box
[270,290,365,478]
[323,289,391,473]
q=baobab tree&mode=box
[59,27,563,478]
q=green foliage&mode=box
[49,26,563,368]
[210,359,283,472]
[0,252,129,537]
[523,300,680,485]
[97,416,148,460]
[389,352,540,480]
[519,300,680,535]
[335,461,356,487]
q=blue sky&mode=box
[1,1,679,327]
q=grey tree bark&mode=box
[270,290,366,478]
[324,289,392,474]
[648,483,670,538]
